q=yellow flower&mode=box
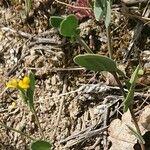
[6,79,18,88]
[18,76,30,89]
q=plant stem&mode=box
[112,72,126,97]
[0,123,35,141]
[76,35,93,54]
[32,107,45,139]
[129,107,145,150]
[112,72,145,150]
[106,25,113,59]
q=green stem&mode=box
[112,72,145,150]
[0,123,35,141]
[106,25,113,59]
[129,107,145,150]
[31,107,45,139]
[76,35,93,54]
[112,72,126,97]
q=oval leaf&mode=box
[49,16,63,28]
[30,140,52,150]
[74,54,117,72]
[94,0,104,21]
[60,14,78,37]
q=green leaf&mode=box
[74,54,117,73]
[124,88,134,112]
[105,0,111,28]
[49,16,63,28]
[19,89,28,104]
[129,65,140,84]
[127,125,145,144]
[124,79,131,90]
[116,68,126,77]
[26,72,35,110]
[94,0,107,21]
[60,14,79,37]
[93,0,111,27]
[124,65,140,112]
[31,140,52,150]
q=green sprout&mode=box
[50,13,145,150]
[1,72,52,150]
[50,14,93,53]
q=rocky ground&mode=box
[0,0,150,150]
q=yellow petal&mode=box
[22,76,30,84]
[6,79,18,88]
[18,79,30,89]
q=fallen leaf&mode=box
[108,105,150,150]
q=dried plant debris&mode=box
[0,0,150,149]
[139,105,150,131]
[109,105,150,150]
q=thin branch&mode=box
[32,107,45,139]
[0,123,35,141]
[112,72,126,97]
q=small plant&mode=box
[93,0,113,59]
[56,0,112,57]
[0,73,52,150]
[50,14,93,53]
[75,55,145,148]
[50,13,145,150]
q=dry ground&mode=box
[0,1,150,150]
